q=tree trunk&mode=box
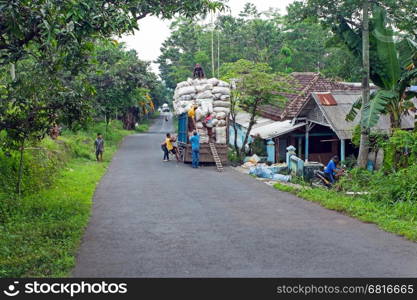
[16,139,25,198]
[241,99,260,157]
[357,0,371,169]
[105,113,109,135]
[231,110,240,160]
[390,111,401,130]
[10,63,16,80]
[122,107,138,130]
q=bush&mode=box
[367,165,417,203]
[339,165,417,203]
[0,138,68,196]
[383,129,417,171]
[227,149,241,164]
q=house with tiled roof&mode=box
[257,72,361,121]
[230,72,363,163]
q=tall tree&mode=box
[345,8,417,129]
[221,59,292,160]
[303,0,376,167]
[358,0,371,168]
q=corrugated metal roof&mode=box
[308,91,416,140]
[234,112,275,129]
[316,93,337,106]
[250,120,306,140]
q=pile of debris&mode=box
[240,155,291,182]
[173,78,230,144]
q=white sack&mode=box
[177,81,190,88]
[178,86,196,97]
[196,122,204,129]
[208,78,219,86]
[195,108,204,121]
[218,80,230,87]
[217,120,227,127]
[196,90,214,99]
[200,99,213,115]
[216,127,227,144]
[213,101,230,108]
[214,107,230,113]
[212,87,230,95]
[216,112,227,120]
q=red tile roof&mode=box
[258,72,361,120]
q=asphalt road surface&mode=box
[72,114,417,277]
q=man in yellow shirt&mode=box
[163,133,179,161]
[187,105,197,132]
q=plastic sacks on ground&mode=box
[249,164,291,182]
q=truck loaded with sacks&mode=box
[173,77,231,164]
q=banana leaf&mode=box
[397,38,417,71]
[398,69,417,95]
[372,7,400,90]
[360,90,396,129]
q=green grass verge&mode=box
[135,123,150,133]
[273,183,417,242]
[0,122,130,277]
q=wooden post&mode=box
[305,125,309,162]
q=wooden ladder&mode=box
[209,142,224,172]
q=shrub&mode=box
[383,129,417,171]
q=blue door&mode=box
[178,113,188,143]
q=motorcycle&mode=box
[312,169,345,189]
[312,170,332,188]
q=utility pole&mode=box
[211,12,215,78]
[217,18,220,78]
[357,0,370,168]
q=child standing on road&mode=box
[94,133,104,162]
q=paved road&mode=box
[73,115,417,277]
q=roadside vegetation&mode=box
[274,129,417,242]
[0,121,131,277]
[274,181,417,242]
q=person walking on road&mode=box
[94,133,104,162]
[162,133,179,162]
[190,130,200,168]
[161,135,169,162]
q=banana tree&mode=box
[342,7,417,130]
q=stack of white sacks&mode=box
[173,78,231,144]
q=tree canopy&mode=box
[157,3,363,89]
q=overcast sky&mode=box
[120,0,295,74]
